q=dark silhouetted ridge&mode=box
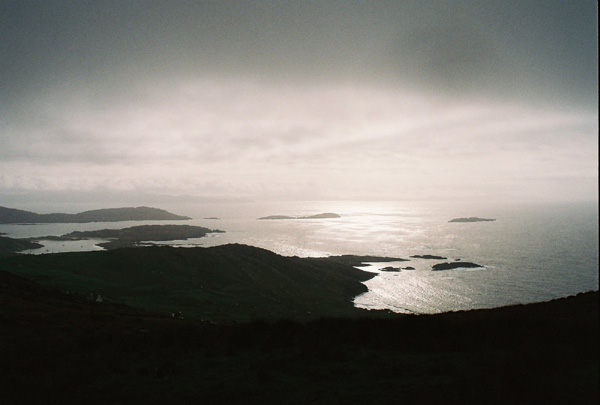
[0,244,377,322]
[0,264,596,404]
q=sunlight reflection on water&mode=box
[2,200,598,313]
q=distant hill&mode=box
[0,206,191,223]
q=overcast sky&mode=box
[1,0,597,207]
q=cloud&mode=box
[2,1,597,105]
[2,76,596,202]
[0,1,597,203]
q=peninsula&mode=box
[31,224,223,250]
[0,206,191,224]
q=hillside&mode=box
[0,244,378,322]
[0,206,191,223]
[0,266,596,404]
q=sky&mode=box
[0,0,598,209]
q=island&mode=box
[302,213,341,219]
[0,206,191,224]
[449,217,496,223]
[324,255,408,266]
[258,213,341,220]
[31,224,224,250]
[380,266,401,272]
[432,262,483,271]
[410,254,447,260]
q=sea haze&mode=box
[1,200,597,314]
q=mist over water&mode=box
[2,200,597,314]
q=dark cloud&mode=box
[392,23,502,92]
[1,1,596,107]
[0,0,597,202]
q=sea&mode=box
[1,200,597,315]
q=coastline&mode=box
[1,266,597,403]
[1,201,597,316]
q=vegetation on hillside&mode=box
[0,245,380,322]
[0,266,597,404]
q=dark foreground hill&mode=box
[0,267,597,404]
[0,206,191,223]
[0,245,378,322]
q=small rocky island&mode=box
[449,217,496,223]
[259,213,341,220]
[0,206,191,224]
[432,262,483,271]
[410,254,447,260]
[380,266,401,272]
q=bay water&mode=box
[1,200,597,314]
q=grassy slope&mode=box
[0,268,597,404]
[0,245,378,322]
